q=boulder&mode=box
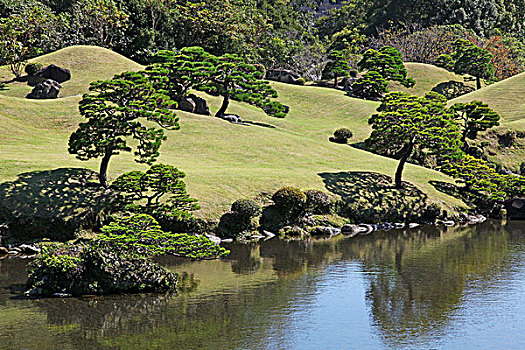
[0,247,8,255]
[221,114,242,123]
[341,224,359,237]
[179,97,196,113]
[26,79,62,99]
[19,244,41,255]
[263,230,276,240]
[37,64,71,83]
[266,69,301,84]
[189,94,211,115]
[311,226,341,236]
[504,198,525,220]
[408,223,420,229]
[357,224,374,235]
[204,234,221,246]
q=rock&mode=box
[504,198,525,220]
[189,94,211,115]
[37,64,71,83]
[341,224,359,237]
[266,69,301,84]
[221,114,242,123]
[357,224,374,235]
[8,250,19,255]
[263,230,276,241]
[467,215,487,224]
[52,292,72,298]
[26,79,62,99]
[179,97,196,113]
[19,244,41,255]
[221,238,234,243]
[442,220,455,226]
[24,288,43,297]
[408,223,420,229]
[204,234,221,246]
[393,223,405,229]
[380,223,394,231]
[0,247,8,255]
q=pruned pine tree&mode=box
[450,101,500,146]
[358,46,415,88]
[322,50,351,87]
[112,164,199,220]
[147,46,217,101]
[68,71,179,187]
[453,39,495,90]
[366,92,461,188]
[198,53,288,118]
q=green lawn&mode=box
[0,46,472,218]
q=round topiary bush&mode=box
[231,199,261,219]
[305,189,332,214]
[25,62,43,76]
[332,128,353,144]
[272,186,306,215]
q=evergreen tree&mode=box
[322,50,351,87]
[450,100,500,146]
[366,92,461,188]
[351,71,388,100]
[198,53,288,118]
[68,71,179,187]
[453,39,495,89]
[358,46,415,88]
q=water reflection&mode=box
[0,221,524,349]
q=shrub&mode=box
[99,214,229,259]
[24,62,43,76]
[435,54,455,71]
[217,199,261,238]
[305,189,332,214]
[272,186,307,215]
[332,128,353,144]
[26,244,178,297]
[231,199,261,220]
[498,129,517,148]
[351,71,388,100]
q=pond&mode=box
[0,221,524,349]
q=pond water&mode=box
[0,221,524,349]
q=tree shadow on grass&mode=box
[429,180,475,207]
[0,168,116,241]
[318,171,429,222]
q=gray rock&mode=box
[408,223,420,229]
[189,94,211,115]
[442,220,455,226]
[263,230,276,241]
[52,292,73,298]
[266,69,300,84]
[37,64,71,83]
[221,238,234,243]
[179,97,196,113]
[221,114,242,123]
[26,79,62,99]
[19,244,41,255]
[204,234,221,246]
[394,223,405,229]
[357,224,374,235]
[341,224,359,237]
[0,247,8,255]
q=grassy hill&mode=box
[389,62,475,96]
[0,46,467,218]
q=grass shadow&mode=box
[429,180,474,206]
[241,120,276,129]
[0,168,116,241]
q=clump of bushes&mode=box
[305,189,332,214]
[330,128,353,144]
[351,71,388,100]
[272,186,307,216]
[26,244,178,297]
[25,62,43,76]
[295,77,306,85]
[218,199,261,238]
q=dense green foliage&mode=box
[322,50,351,87]
[99,214,229,259]
[68,71,179,187]
[452,40,495,89]
[112,164,199,220]
[351,71,389,100]
[358,46,415,88]
[26,243,178,296]
[366,92,462,187]
[450,101,500,146]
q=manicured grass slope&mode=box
[0,46,465,218]
[389,62,474,96]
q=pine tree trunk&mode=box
[99,151,112,188]
[395,140,414,188]
[476,77,481,90]
[217,95,230,117]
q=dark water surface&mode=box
[1,221,524,349]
